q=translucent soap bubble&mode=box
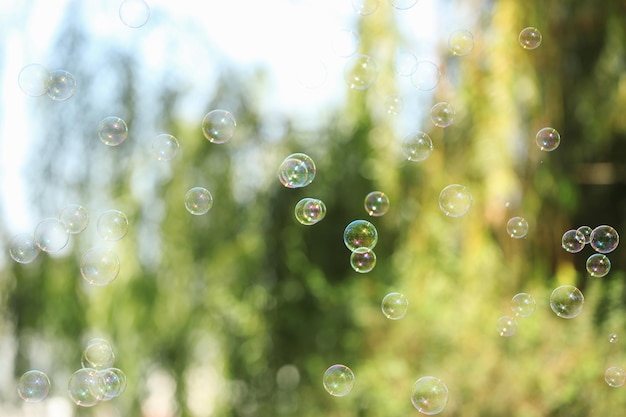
[411,60,441,91]
[278,153,316,188]
[97,210,128,241]
[34,218,70,253]
[59,204,89,234]
[410,376,448,415]
[511,293,536,318]
[384,94,404,115]
[351,0,379,16]
[350,249,376,273]
[364,191,390,217]
[519,27,542,50]
[68,368,105,407]
[202,110,236,144]
[17,370,51,402]
[82,338,116,370]
[294,198,326,225]
[609,332,619,344]
[184,187,214,215]
[401,131,433,162]
[590,225,619,254]
[438,184,472,218]
[9,233,40,264]
[605,366,626,388]
[577,226,592,244]
[430,102,455,128]
[295,56,327,89]
[448,30,475,56]
[331,29,359,57]
[18,64,49,96]
[507,216,529,238]
[394,50,418,76]
[80,247,120,286]
[119,0,150,28]
[151,134,179,161]
[388,0,419,9]
[344,54,378,90]
[343,220,378,252]
[497,315,518,337]
[381,292,408,320]
[550,285,584,319]
[561,229,585,253]
[100,368,127,400]
[586,253,611,277]
[323,365,354,397]
[98,116,128,146]
[535,127,560,151]
[47,69,76,101]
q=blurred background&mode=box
[1,0,626,416]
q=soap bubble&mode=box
[401,131,433,162]
[561,229,585,253]
[100,368,127,400]
[323,364,355,397]
[448,30,475,56]
[294,198,326,225]
[535,127,560,151]
[381,292,408,320]
[438,184,472,218]
[47,69,76,101]
[351,0,379,15]
[507,216,529,238]
[411,60,440,91]
[98,116,128,146]
[343,220,378,252]
[350,249,376,273]
[605,366,626,388]
[184,187,214,215]
[384,94,404,114]
[202,110,236,144]
[59,204,89,234]
[17,370,51,402]
[97,210,129,241]
[394,50,418,76]
[511,293,536,318]
[278,153,316,188]
[68,368,105,407]
[9,233,40,264]
[609,332,619,344]
[34,218,70,253]
[295,56,327,89]
[497,315,518,337]
[119,0,150,28]
[577,226,592,244]
[550,285,584,319]
[331,29,359,57]
[18,64,49,96]
[80,247,120,286]
[388,0,419,9]
[430,102,455,128]
[586,253,611,277]
[410,376,448,415]
[344,54,378,90]
[590,225,619,254]
[151,134,179,161]
[82,338,115,370]
[519,27,542,50]
[364,191,390,217]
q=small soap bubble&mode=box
[80,247,120,286]
[82,338,116,370]
[331,29,359,57]
[535,127,560,151]
[343,220,378,252]
[68,368,105,407]
[202,110,236,144]
[350,249,377,273]
[351,0,379,15]
[586,253,611,277]
[401,131,433,162]
[9,233,40,264]
[294,198,326,225]
[394,50,418,76]
[323,364,355,397]
[519,27,542,50]
[605,366,626,388]
[344,54,378,90]
[100,368,127,400]
[430,102,455,128]
[438,184,472,218]
[151,134,179,161]
[448,30,475,56]
[410,376,448,415]
[411,60,440,91]
[295,56,327,89]
[381,292,408,320]
[18,64,49,96]
[59,204,89,234]
[388,0,419,10]
[497,315,518,337]
[577,226,592,244]
[511,293,536,318]
[609,332,619,344]
[507,216,529,238]
[278,153,316,188]
[550,285,584,319]
[590,225,619,254]
[561,229,585,253]
[46,69,76,101]
[98,116,128,146]
[97,210,128,241]
[17,370,51,402]
[184,187,214,215]
[119,0,150,28]
[34,218,70,253]
[364,191,390,217]
[384,94,404,115]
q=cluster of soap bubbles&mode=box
[561,225,619,278]
[497,293,536,337]
[18,64,76,101]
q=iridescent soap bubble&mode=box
[496,315,518,337]
[34,218,70,253]
[586,253,611,277]
[322,364,355,397]
[350,249,376,273]
[278,153,316,188]
[351,0,379,15]
[519,27,542,50]
[609,332,619,344]
[590,225,619,254]
[98,116,128,146]
[577,226,592,244]
[511,293,536,318]
[384,94,404,115]
[430,102,455,128]
[388,0,419,10]
[507,216,529,239]
[82,338,115,370]
[401,131,433,162]
[411,60,440,91]
[184,187,214,215]
[605,366,626,388]
[381,292,408,320]
[364,191,390,217]
[202,110,236,144]
[394,50,418,76]
[100,368,127,400]
[410,376,448,415]
[68,368,105,407]
[46,69,76,101]
[17,370,51,402]
[151,134,179,161]
[80,247,120,286]
[9,233,40,264]
[535,127,560,151]
[97,210,128,241]
[331,29,359,57]
[343,220,378,252]
[59,204,89,234]
[344,54,378,90]
[119,0,150,28]
[294,198,326,225]
[438,184,472,218]
[561,229,585,253]
[550,285,584,319]
[18,64,49,96]
[448,30,475,56]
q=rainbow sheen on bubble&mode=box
[586,253,611,277]
[34,217,70,253]
[410,376,448,415]
[80,247,120,286]
[323,364,355,397]
[364,191,390,217]
[577,225,592,244]
[202,110,236,144]
[430,102,455,128]
[68,368,105,407]
[59,204,89,234]
[350,249,376,273]
[343,220,378,252]
[536,127,560,151]
[550,285,584,319]
[519,27,542,50]
[438,184,472,218]
[590,225,619,254]
[47,69,76,101]
[17,370,51,402]
[82,338,116,370]
[184,187,214,215]
[507,216,529,239]
[100,368,127,400]
[381,292,408,320]
[511,293,536,318]
[152,134,179,161]
[278,153,316,188]
[561,229,585,253]
[9,233,40,264]
[98,116,128,146]
[294,198,326,225]
[402,131,433,162]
